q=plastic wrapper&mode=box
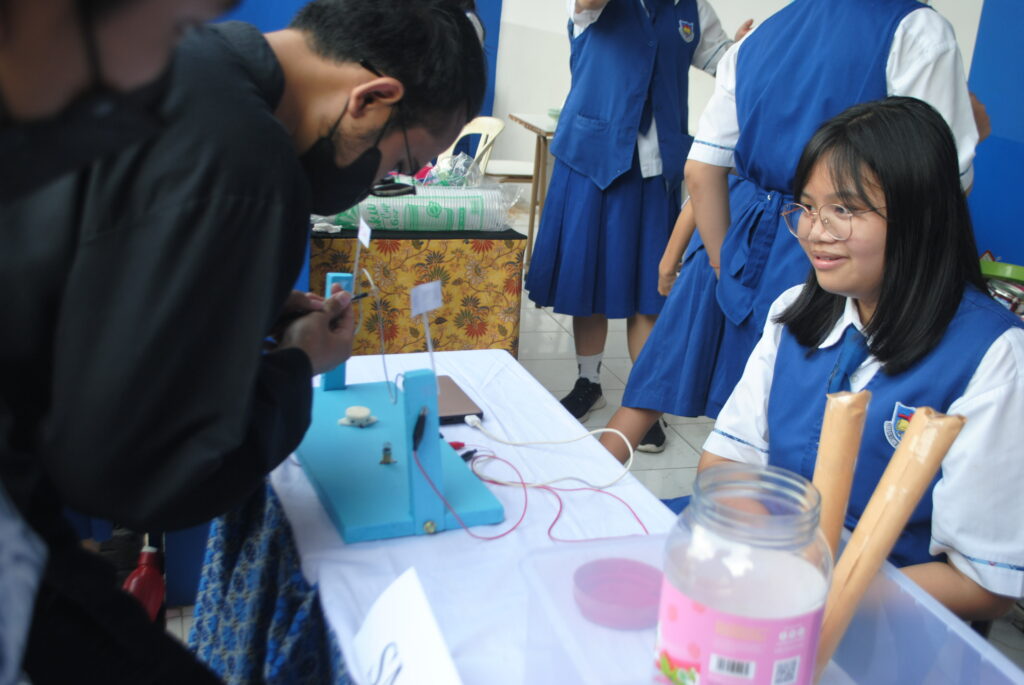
[814,407,965,681]
[312,171,521,233]
[812,390,870,558]
[421,152,483,187]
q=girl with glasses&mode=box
[699,97,1024,620]
[603,0,982,462]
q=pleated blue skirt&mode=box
[623,177,811,419]
[622,233,724,417]
[525,157,680,318]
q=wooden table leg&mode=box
[525,134,543,273]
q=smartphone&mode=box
[437,375,484,425]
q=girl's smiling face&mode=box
[798,160,889,323]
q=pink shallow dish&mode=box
[572,557,663,630]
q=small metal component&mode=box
[423,520,437,534]
[380,441,395,465]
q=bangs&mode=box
[822,144,884,212]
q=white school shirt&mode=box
[567,0,733,178]
[689,8,979,190]
[706,286,1024,597]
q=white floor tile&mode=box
[670,422,715,453]
[990,612,1024,671]
[663,414,716,426]
[517,303,566,333]
[522,359,624,393]
[632,467,697,500]
[517,331,576,360]
[165,616,184,643]
[602,358,634,387]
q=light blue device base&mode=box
[295,364,505,544]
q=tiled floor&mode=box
[516,297,710,501]
[165,605,194,643]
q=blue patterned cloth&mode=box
[190,482,351,684]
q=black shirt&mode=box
[0,22,313,535]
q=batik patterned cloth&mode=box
[311,230,525,357]
[190,482,351,684]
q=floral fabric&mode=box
[310,231,525,356]
[190,482,350,684]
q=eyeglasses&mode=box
[780,202,884,241]
[360,60,418,199]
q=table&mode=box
[192,350,1024,684]
[270,349,675,684]
[507,113,557,270]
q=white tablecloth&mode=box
[270,349,676,685]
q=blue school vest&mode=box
[552,0,700,190]
[717,0,925,328]
[766,287,1024,566]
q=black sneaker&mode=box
[637,419,667,453]
[560,377,606,421]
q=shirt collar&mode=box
[818,298,867,349]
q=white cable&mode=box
[464,415,635,490]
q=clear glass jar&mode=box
[655,463,832,685]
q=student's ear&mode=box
[348,77,404,118]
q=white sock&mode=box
[577,353,603,384]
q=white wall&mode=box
[491,0,984,164]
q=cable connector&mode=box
[465,414,483,429]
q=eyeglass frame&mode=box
[359,59,419,199]
[780,201,886,242]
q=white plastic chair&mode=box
[436,115,505,172]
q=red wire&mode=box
[459,452,650,541]
[412,449,529,540]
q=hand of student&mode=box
[969,92,991,143]
[733,19,754,42]
[267,290,326,342]
[658,258,680,296]
[279,288,356,375]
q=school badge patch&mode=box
[883,402,916,448]
[679,20,695,43]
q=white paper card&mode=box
[410,280,443,317]
[358,217,373,248]
[350,567,463,685]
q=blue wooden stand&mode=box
[295,273,504,543]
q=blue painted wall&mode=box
[968,0,1024,265]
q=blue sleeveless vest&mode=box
[766,287,1024,566]
[717,0,924,328]
[552,0,699,190]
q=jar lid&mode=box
[572,558,662,630]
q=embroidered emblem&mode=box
[679,20,695,43]
[883,402,916,448]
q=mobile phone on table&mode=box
[437,375,484,425]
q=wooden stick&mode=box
[814,407,965,682]
[812,391,871,559]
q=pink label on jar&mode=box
[654,578,823,685]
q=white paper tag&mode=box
[351,568,463,685]
[358,217,373,249]
[410,280,443,317]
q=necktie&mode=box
[827,325,870,393]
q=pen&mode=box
[276,292,370,327]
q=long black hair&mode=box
[776,96,986,375]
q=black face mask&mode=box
[300,101,388,216]
[0,9,165,203]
